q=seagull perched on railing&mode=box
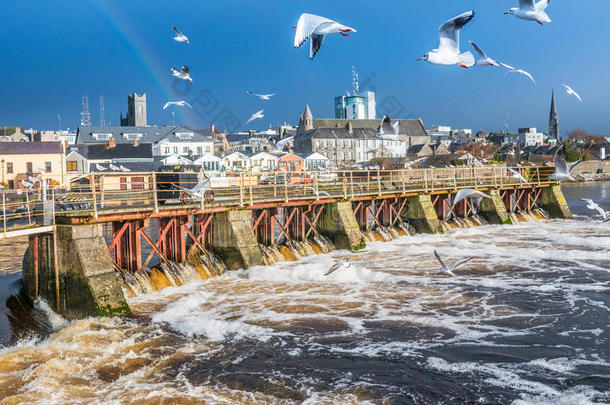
[172,26,190,44]
[417,10,475,68]
[450,188,491,215]
[550,144,580,181]
[324,259,351,276]
[163,101,192,110]
[171,66,193,82]
[508,167,531,185]
[119,165,131,172]
[109,164,120,171]
[433,250,474,276]
[293,13,357,59]
[581,199,608,220]
[504,0,552,25]
[246,91,275,100]
[95,163,108,172]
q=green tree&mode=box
[562,141,580,162]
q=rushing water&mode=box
[0,183,608,404]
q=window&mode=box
[123,133,142,140]
[205,146,211,153]
[175,132,194,139]
[197,146,203,155]
[279,161,287,167]
[6,162,13,174]
[67,161,77,172]
[8,180,14,189]
[93,133,112,141]
[164,147,170,155]
[183,147,189,154]
[26,162,33,173]
[120,177,127,191]
[45,162,52,173]
[173,147,178,154]
[131,177,144,190]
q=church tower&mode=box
[548,90,559,140]
[121,93,147,126]
[303,105,313,130]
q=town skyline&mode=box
[1,1,609,134]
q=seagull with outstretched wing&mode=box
[163,100,193,110]
[417,10,475,68]
[245,109,264,126]
[562,83,582,102]
[324,259,351,276]
[293,13,356,59]
[550,144,580,181]
[171,66,193,82]
[246,91,276,100]
[433,250,474,276]
[581,199,608,220]
[172,26,190,44]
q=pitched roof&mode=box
[311,118,427,138]
[67,143,153,160]
[0,141,62,154]
[76,125,213,144]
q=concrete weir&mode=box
[19,168,573,320]
[23,224,129,320]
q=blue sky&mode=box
[1,0,609,135]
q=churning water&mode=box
[0,183,608,404]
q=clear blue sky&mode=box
[1,0,608,135]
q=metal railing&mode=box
[0,165,555,237]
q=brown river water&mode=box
[0,182,608,404]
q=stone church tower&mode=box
[548,90,559,140]
[120,93,147,126]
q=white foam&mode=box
[34,298,70,331]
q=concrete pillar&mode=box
[479,189,511,224]
[210,210,264,270]
[539,185,573,219]
[22,224,129,320]
[405,195,443,233]
[319,201,365,251]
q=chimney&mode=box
[108,138,116,148]
[346,121,353,134]
[133,139,139,147]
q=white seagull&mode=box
[109,164,120,171]
[324,259,351,276]
[246,91,276,100]
[505,0,552,25]
[379,115,401,136]
[452,188,491,214]
[163,101,193,110]
[580,199,608,220]
[171,66,193,82]
[504,66,537,85]
[119,165,131,172]
[469,41,503,67]
[507,167,531,185]
[21,180,33,189]
[293,13,357,59]
[433,250,474,276]
[172,26,190,44]
[245,109,264,126]
[562,84,582,102]
[550,144,580,181]
[417,10,475,69]
[95,163,108,172]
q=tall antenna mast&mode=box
[57,113,62,131]
[504,114,510,132]
[80,96,91,126]
[99,96,105,127]
[352,65,359,95]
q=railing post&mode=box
[314,172,319,200]
[284,172,288,203]
[249,171,254,206]
[53,229,60,312]
[90,174,98,219]
[402,170,406,193]
[2,191,6,234]
[239,173,244,207]
[350,171,354,198]
[377,170,382,197]
[273,171,277,198]
[152,172,159,213]
[453,168,457,189]
[51,189,56,225]
[25,190,31,225]
[536,167,541,185]
[343,171,348,199]
[424,169,428,193]
[100,175,105,209]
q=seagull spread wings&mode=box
[433,250,447,269]
[554,144,581,174]
[469,41,488,59]
[245,110,264,125]
[452,256,474,270]
[519,0,536,10]
[172,26,183,35]
[536,0,550,10]
[438,10,475,54]
[581,199,607,219]
[562,84,582,102]
[293,13,333,49]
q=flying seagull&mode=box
[505,0,552,25]
[324,259,351,276]
[433,250,474,276]
[21,180,33,189]
[504,66,537,85]
[95,163,108,172]
[581,199,608,220]
[246,91,276,100]
[507,167,531,185]
[109,164,120,171]
[163,101,193,110]
[172,26,190,44]
[119,165,131,172]
[245,110,264,126]
[562,84,582,102]
[379,115,401,136]
[293,13,357,59]
[452,188,491,214]
[468,41,504,67]
[550,144,580,181]
[417,10,475,68]
[171,66,193,82]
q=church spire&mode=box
[548,89,559,141]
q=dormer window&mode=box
[123,133,142,141]
[93,133,112,141]
[176,132,194,140]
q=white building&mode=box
[518,128,545,147]
[222,151,251,172]
[250,151,279,172]
[193,154,224,172]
